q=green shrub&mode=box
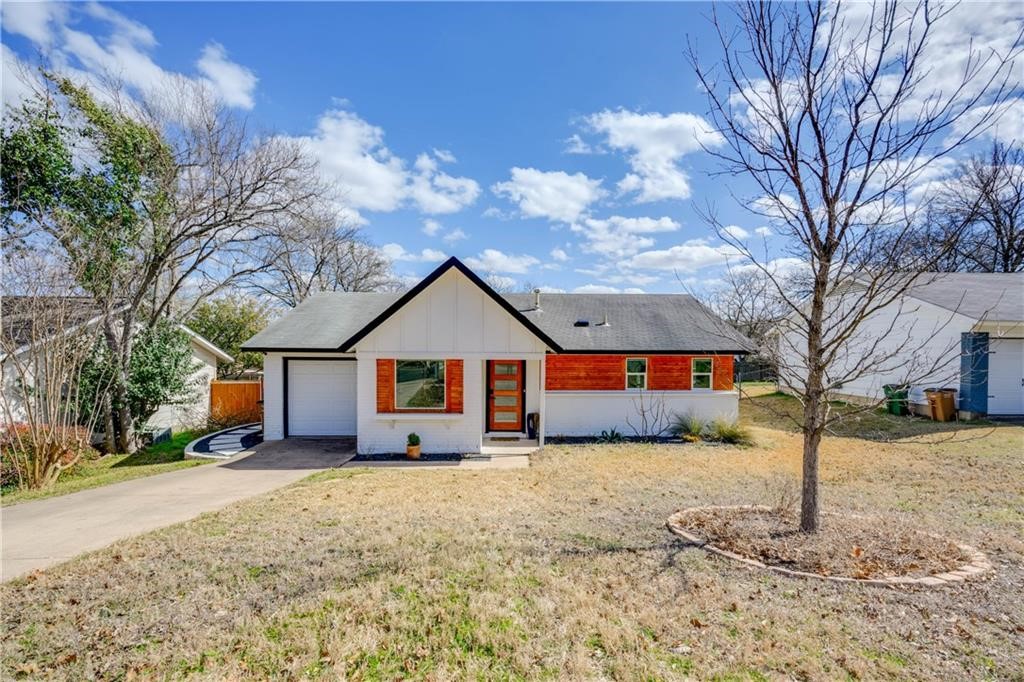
[597,427,624,443]
[671,413,706,442]
[706,419,754,446]
[407,432,420,447]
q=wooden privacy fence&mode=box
[210,380,262,423]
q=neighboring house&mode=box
[1,297,233,431]
[241,257,753,454]
[777,273,1024,416]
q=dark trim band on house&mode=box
[247,347,353,353]
[336,257,565,353]
[556,349,752,355]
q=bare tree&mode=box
[935,142,1024,272]
[3,75,333,451]
[697,265,791,352]
[1,258,110,489]
[245,208,396,307]
[690,1,1020,531]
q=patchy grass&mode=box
[1,405,1022,679]
[1,431,208,506]
[742,390,996,441]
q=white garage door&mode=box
[989,338,1024,415]
[287,360,357,436]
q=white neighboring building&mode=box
[1,297,232,431]
[778,273,1023,416]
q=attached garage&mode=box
[286,359,357,436]
[988,338,1024,416]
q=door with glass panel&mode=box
[487,360,525,431]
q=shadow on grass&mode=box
[742,393,1003,442]
[112,431,196,468]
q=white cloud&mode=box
[2,3,258,112]
[433,148,456,163]
[721,225,750,240]
[584,109,724,203]
[754,226,773,237]
[381,243,447,263]
[951,99,1024,146]
[492,167,605,223]
[550,247,569,262]
[732,257,806,279]
[422,219,442,236]
[484,274,517,291]
[1,45,36,115]
[751,194,799,221]
[564,133,603,155]
[290,111,479,219]
[573,284,645,294]
[627,238,741,272]
[196,43,257,109]
[465,249,540,274]
[1,2,67,48]
[536,286,566,293]
[570,215,680,259]
[442,228,467,244]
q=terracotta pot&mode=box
[406,445,421,459]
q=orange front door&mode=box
[487,360,524,431]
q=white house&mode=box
[1,297,233,431]
[242,257,753,455]
[778,273,1024,416]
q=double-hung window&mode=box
[691,358,713,390]
[395,360,445,409]
[626,358,647,390]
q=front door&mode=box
[487,360,525,431]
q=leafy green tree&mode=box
[79,320,198,439]
[188,296,270,378]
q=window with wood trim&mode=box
[395,360,446,409]
[691,357,713,390]
[625,357,647,390]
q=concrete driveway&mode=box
[1,438,355,581]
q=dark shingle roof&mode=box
[906,273,1023,321]
[1,296,109,350]
[243,290,753,353]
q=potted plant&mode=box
[406,432,421,459]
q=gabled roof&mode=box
[244,258,564,352]
[242,258,754,354]
[905,272,1023,322]
[1,296,234,362]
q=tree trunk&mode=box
[800,399,824,532]
[102,393,116,454]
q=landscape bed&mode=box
[1,395,1021,679]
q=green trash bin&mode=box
[882,384,909,416]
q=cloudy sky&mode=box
[3,2,1021,293]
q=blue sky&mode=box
[3,2,1021,293]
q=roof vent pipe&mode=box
[533,288,542,310]
[599,313,609,326]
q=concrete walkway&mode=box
[1,438,355,581]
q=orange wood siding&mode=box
[445,359,464,414]
[648,356,692,390]
[376,358,464,414]
[712,355,734,390]
[545,354,625,390]
[376,359,395,412]
[546,354,735,391]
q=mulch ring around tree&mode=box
[667,505,992,588]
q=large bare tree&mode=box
[245,207,396,307]
[934,142,1024,272]
[690,1,1020,531]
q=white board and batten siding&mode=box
[354,268,548,454]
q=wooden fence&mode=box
[210,380,262,423]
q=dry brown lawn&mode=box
[2,398,1023,680]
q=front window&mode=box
[626,357,647,389]
[692,358,713,390]
[395,360,446,409]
